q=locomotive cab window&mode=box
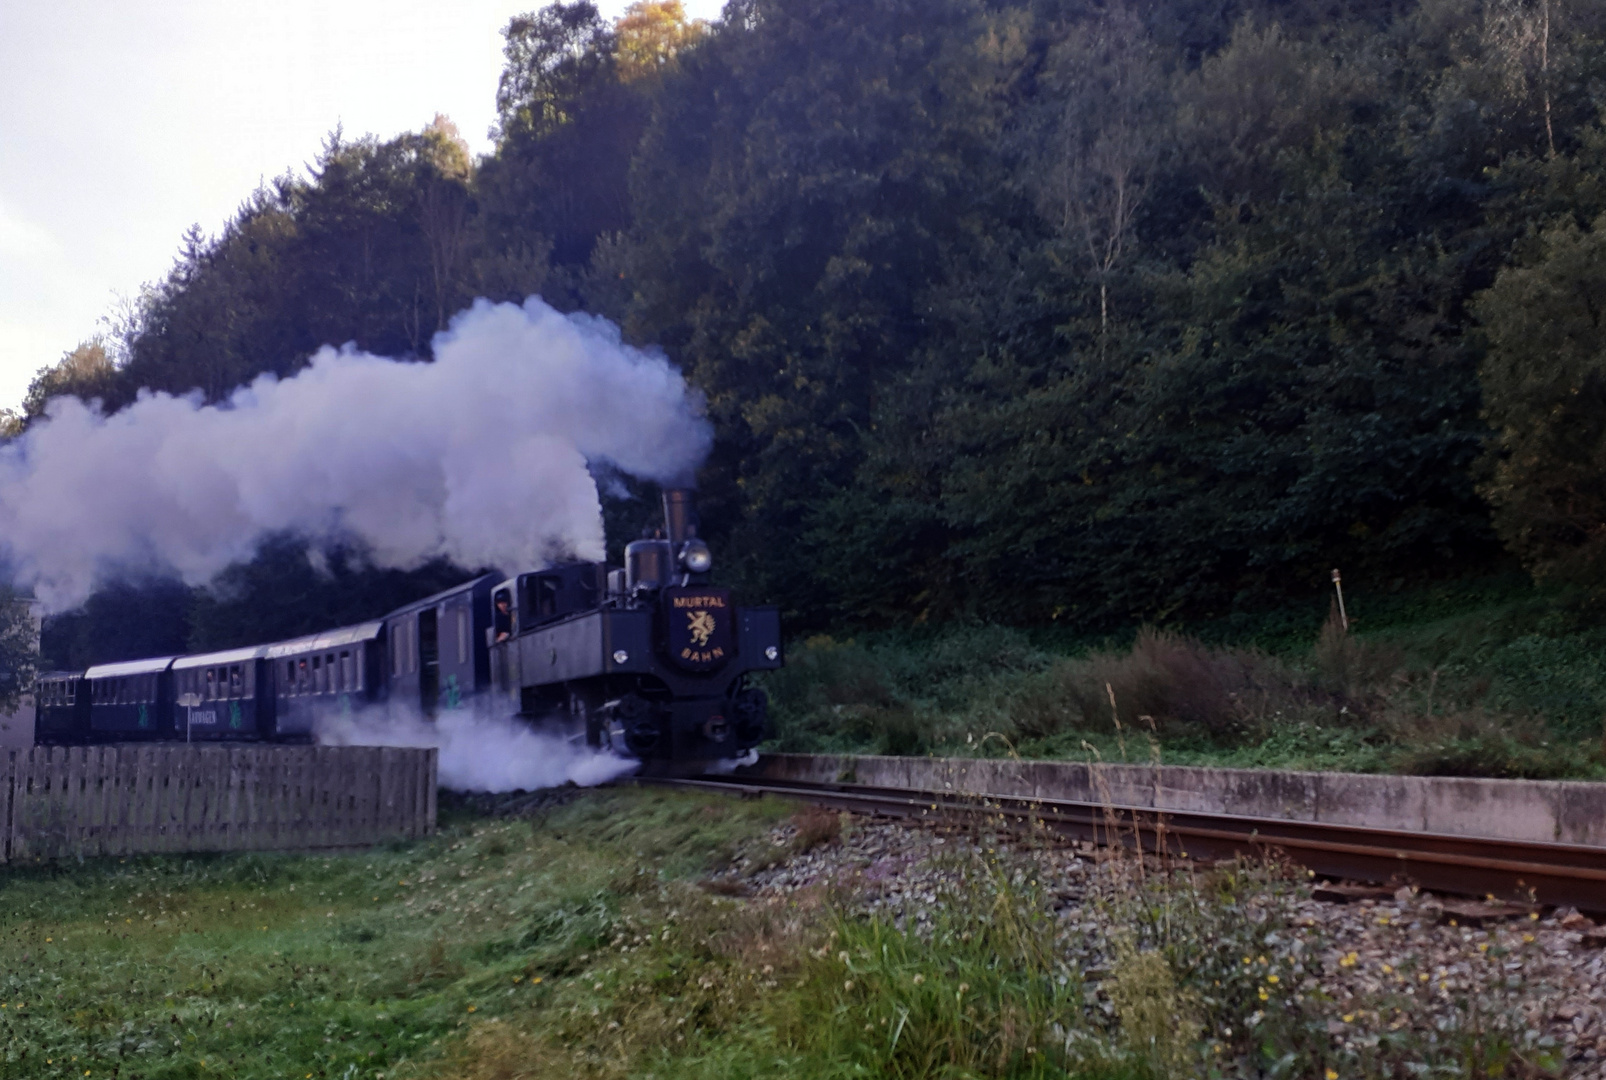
[534,575,560,620]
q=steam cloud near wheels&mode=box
[0,297,713,610]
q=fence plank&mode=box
[0,749,11,864]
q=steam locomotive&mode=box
[32,490,780,765]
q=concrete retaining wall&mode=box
[748,754,1606,847]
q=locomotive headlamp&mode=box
[613,650,630,665]
[680,539,713,574]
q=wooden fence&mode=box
[0,744,436,863]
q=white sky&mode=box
[0,0,723,412]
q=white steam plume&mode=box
[315,707,638,791]
[0,297,711,610]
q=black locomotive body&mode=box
[489,491,781,760]
[31,490,779,767]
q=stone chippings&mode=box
[708,813,1606,1076]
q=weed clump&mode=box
[1106,934,1201,1075]
[790,805,843,852]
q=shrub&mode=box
[1013,627,1320,743]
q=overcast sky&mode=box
[0,0,722,412]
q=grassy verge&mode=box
[0,789,1551,1080]
[760,575,1606,778]
[0,789,787,1080]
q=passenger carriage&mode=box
[265,621,387,739]
[82,657,177,740]
[171,645,273,739]
[384,574,498,719]
[34,671,88,743]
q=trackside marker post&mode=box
[177,693,201,742]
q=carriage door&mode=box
[419,607,440,718]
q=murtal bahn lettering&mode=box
[672,595,728,609]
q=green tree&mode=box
[1476,211,1606,591]
[483,2,645,273]
[0,588,39,714]
[605,0,1029,614]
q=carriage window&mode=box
[229,665,242,698]
[458,607,469,664]
[337,650,350,691]
[313,654,324,693]
[352,651,364,692]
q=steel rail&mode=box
[636,773,1606,913]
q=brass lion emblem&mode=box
[687,609,716,647]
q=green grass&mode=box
[0,789,791,1080]
[0,789,1545,1080]
[760,575,1606,778]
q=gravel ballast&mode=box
[710,809,1606,1076]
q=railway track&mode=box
[638,771,1606,913]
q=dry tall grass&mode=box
[1009,626,1338,743]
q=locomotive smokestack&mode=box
[661,488,696,548]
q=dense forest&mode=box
[12,0,1606,667]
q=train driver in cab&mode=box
[493,590,513,643]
